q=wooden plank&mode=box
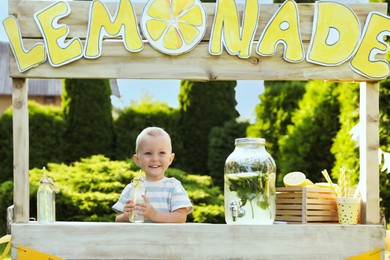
[7,1,387,80]
[277,198,303,204]
[275,204,303,210]
[9,41,381,81]
[306,216,337,222]
[276,210,303,215]
[8,2,385,40]
[11,222,385,259]
[306,211,337,216]
[12,78,29,223]
[306,199,336,205]
[359,82,380,224]
[306,204,337,210]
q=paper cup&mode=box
[336,197,360,224]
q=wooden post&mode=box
[12,78,29,223]
[359,82,380,224]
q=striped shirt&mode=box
[112,177,193,220]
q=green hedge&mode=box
[27,155,224,225]
[0,101,66,182]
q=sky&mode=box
[0,0,368,122]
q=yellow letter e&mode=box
[34,1,83,67]
[350,12,390,80]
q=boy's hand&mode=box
[123,199,134,218]
[139,195,157,221]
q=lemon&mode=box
[283,171,306,188]
[141,0,207,55]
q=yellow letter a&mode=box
[256,0,304,63]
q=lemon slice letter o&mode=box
[141,0,207,55]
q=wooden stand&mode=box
[7,1,387,259]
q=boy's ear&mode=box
[133,154,140,166]
[169,153,175,165]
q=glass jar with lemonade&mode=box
[224,138,276,224]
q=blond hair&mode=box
[135,127,172,153]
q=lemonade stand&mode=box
[3,0,388,258]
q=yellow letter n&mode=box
[209,0,259,58]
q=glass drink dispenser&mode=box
[224,138,276,224]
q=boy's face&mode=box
[133,134,174,181]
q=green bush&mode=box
[0,109,13,182]
[27,155,224,223]
[0,101,66,182]
[0,181,13,235]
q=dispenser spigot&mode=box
[230,200,245,221]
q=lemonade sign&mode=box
[2,0,390,79]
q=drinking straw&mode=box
[345,169,350,198]
[339,167,346,197]
[353,181,360,198]
[321,169,339,197]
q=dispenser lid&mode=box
[235,138,265,145]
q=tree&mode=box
[247,81,306,174]
[278,81,341,184]
[378,78,390,224]
[330,83,360,184]
[62,79,115,162]
[178,81,239,173]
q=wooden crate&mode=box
[276,186,338,224]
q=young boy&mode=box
[113,127,193,223]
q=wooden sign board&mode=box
[5,1,388,81]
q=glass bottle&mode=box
[37,169,57,223]
[224,138,276,224]
[129,177,146,223]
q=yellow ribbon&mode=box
[0,234,11,259]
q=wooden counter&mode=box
[11,222,385,259]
